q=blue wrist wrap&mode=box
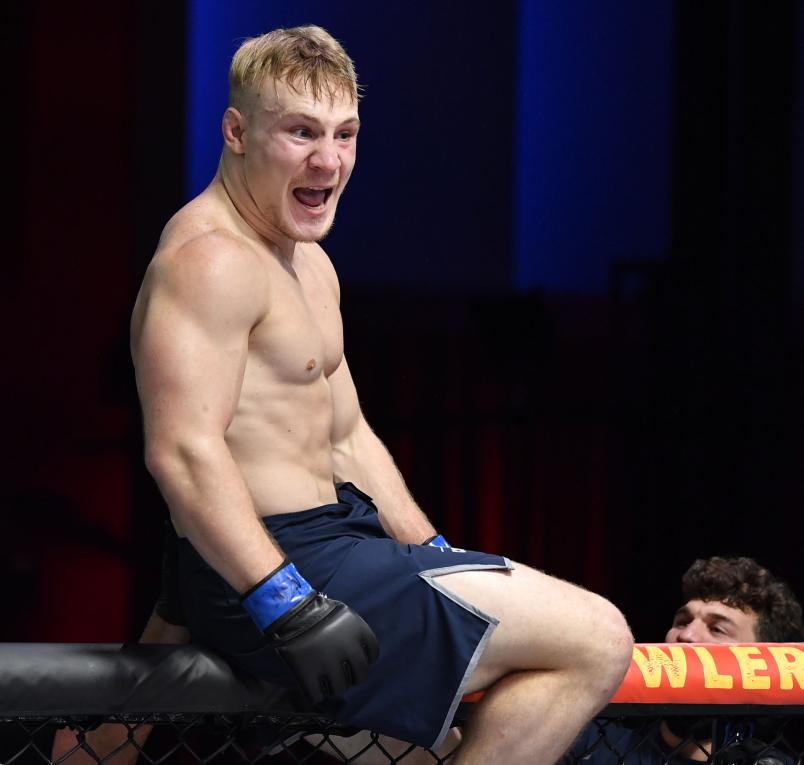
[241,562,314,632]
[427,535,450,549]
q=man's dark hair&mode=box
[682,557,804,642]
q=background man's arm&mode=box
[50,611,190,764]
[328,356,437,544]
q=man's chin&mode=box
[291,215,336,244]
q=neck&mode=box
[660,721,711,762]
[217,153,297,262]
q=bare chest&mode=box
[247,260,343,385]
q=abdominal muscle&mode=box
[224,371,339,517]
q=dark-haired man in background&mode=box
[563,556,804,765]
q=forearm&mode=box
[146,437,284,593]
[332,418,436,544]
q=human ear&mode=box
[222,107,247,155]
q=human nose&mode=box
[309,137,340,173]
[675,622,703,643]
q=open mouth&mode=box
[292,187,334,209]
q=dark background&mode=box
[2,1,802,645]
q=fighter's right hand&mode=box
[241,560,379,704]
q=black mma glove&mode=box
[241,560,379,704]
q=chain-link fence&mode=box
[3,705,803,764]
[3,711,451,764]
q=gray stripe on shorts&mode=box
[418,557,514,748]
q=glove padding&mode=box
[267,593,379,704]
[242,561,379,704]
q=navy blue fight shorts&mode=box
[177,483,512,748]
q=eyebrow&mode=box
[280,111,361,128]
[672,606,738,627]
[706,613,739,627]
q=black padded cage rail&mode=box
[1,644,802,764]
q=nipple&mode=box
[306,359,316,371]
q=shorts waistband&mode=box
[262,501,350,526]
[260,482,376,532]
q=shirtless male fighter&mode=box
[129,25,633,764]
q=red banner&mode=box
[610,643,804,704]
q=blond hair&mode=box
[228,25,359,110]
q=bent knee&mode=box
[579,597,633,687]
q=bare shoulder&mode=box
[155,227,261,284]
[132,223,269,352]
[147,226,267,317]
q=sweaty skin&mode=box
[131,80,435,595]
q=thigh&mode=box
[435,561,625,693]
